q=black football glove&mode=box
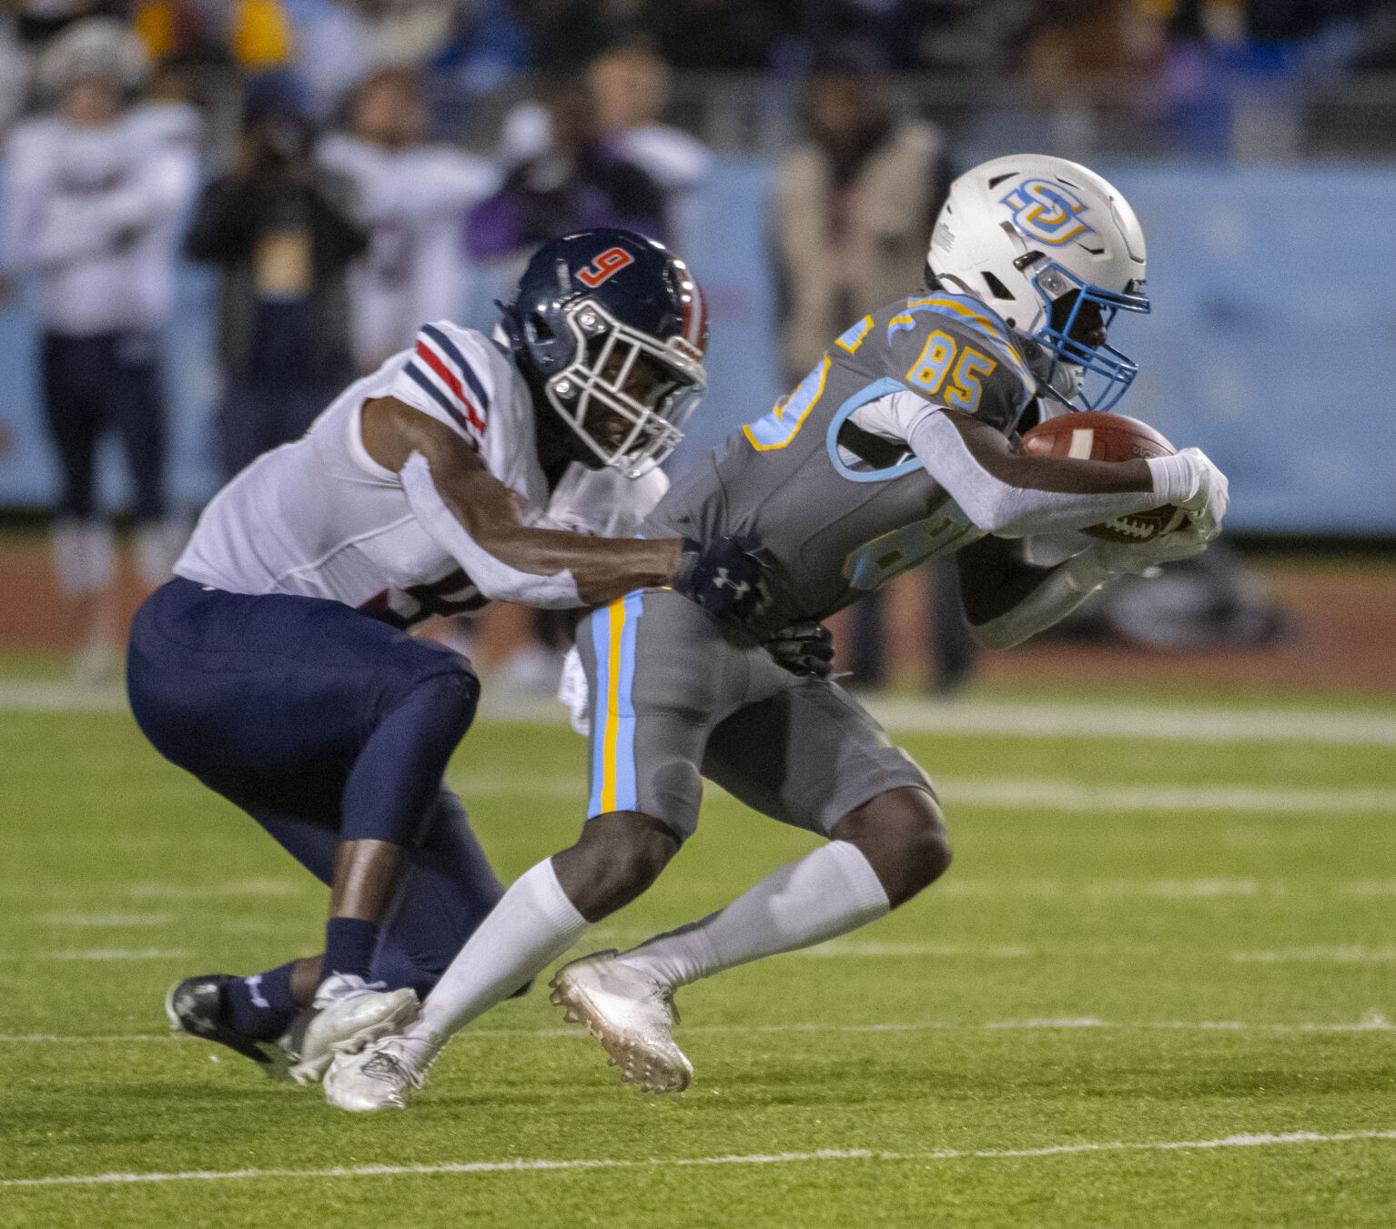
[671,535,772,627]
[765,620,834,679]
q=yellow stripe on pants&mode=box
[600,597,628,813]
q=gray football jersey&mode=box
[646,289,1037,635]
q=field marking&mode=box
[0,1034,171,1043]
[1231,946,1396,965]
[936,782,1396,814]
[38,912,173,928]
[15,874,1396,906]
[6,1130,1396,1190]
[939,878,1269,898]
[9,936,1396,965]
[5,679,1394,746]
[4,1013,1393,1045]
[447,775,1396,815]
[790,941,1035,960]
[125,880,304,899]
[0,948,191,962]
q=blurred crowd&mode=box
[0,1,1330,684]
[3,1,1394,140]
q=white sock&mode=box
[52,519,116,595]
[616,840,890,990]
[404,858,587,1056]
[135,519,189,587]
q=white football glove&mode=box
[1089,521,1213,577]
[557,645,591,737]
[1175,447,1229,541]
[1144,447,1230,542]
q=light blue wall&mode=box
[1,157,1393,534]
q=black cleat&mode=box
[164,974,291,1079]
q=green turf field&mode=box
[2,699,1395,1226]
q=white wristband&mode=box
[1145,453,1201,506]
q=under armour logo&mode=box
[712,568,751,598]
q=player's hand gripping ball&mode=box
[1019,411,1187,544]
[672,534,773,627]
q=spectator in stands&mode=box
[317,67,496,373]
[289,0,528,121]
[467,76,667,269]
[512,0,648,74]
[649,0,791,70]
[0,20,27,137]
[0,19,199,681]
[769,41,971,693]
[499,43,711,251]
[185,76,367,482]
[589,43,711,247]
[131,0,296,77]
[14,2,127,52]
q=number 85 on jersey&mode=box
[904,328,997,413]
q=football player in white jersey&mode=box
[130,229,771,1083]
[317,68,498,374]
[0,20,199,680]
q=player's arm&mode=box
[957,524,1213,650]
[361,396,763,615]
[362,396,679,605]
[907,406,1225,539]
[0,127,54,280]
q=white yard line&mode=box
[937,782,1396,813]
[38,913,173,928]
[0,948,190,962]
[789,941,1036,959]
[5,1130,1396,1190]
[5,679,1393,746]
[4,1013,1393,1045]
[1231,946,1396,965]
[863,698,1396,747]
[11,875,1396,905]
[12,937,1396,964]
[448,775,1396,814]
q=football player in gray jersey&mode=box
[326,154,1231,1110]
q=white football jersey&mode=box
[175,320,668,627]
[0,105,198,335]
[316,135,498,372]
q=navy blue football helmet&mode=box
[499,228,708,476]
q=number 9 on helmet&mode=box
[499,228,709,478]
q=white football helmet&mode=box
[927,154,1148,410]
[39,18,148,98]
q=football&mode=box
[1019,411,1188,543]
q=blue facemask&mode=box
[1030,263,1150,411]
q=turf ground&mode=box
[3,691,1395,1226]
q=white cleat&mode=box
[549,950,692,1094]
[286,974,419,1085]
[324,1035,432,1112]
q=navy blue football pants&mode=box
[127,577,505,996]
[42,331,166,521]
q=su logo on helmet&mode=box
[999,179,1096,247]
